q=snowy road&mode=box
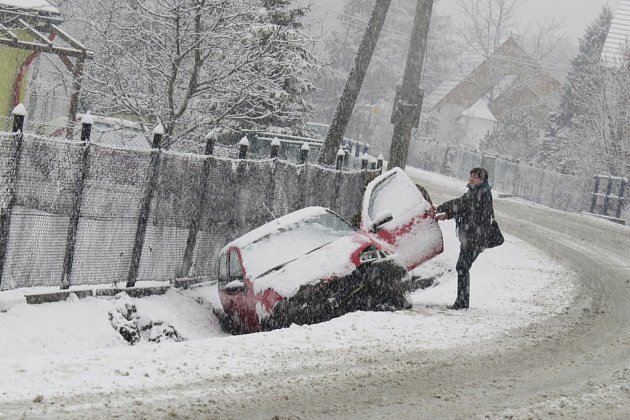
[1,168,630,419]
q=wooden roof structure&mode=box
[0,0,92,60]
[0,0,93,137]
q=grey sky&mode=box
[433,0,619,40]
[309,0,621,41]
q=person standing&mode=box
[433,167,494,309]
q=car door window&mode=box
[367,170,429,227]
[218,253,228,289]
[228,250,243,280]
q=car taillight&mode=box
[359,247,393,264]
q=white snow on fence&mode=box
[0,0,59,14]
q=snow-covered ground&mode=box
[0,186,576,408]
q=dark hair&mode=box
[470,167,488,182]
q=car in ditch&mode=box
[213,167,444,333]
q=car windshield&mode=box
[241,212,356,279]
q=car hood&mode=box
[252,234,372,298]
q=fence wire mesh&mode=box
[0,132,376,291]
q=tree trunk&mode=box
[388,0,434,170]
[317,0,393,166]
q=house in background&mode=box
[423,36,561,150]
[601,0,630,67]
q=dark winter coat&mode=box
[437,182,494,250]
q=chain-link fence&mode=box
[408,138,594,214]
[0,131,378,291]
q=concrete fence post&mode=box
[299,142,310,164]
[60,112,94,289]
[336,148,345,170]
[270,137,281,158]
[376,153,384,170]
[238,136,249,159]
[127,123,163,287]
[0,104,27,286]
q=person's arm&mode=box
[436,194,466,220]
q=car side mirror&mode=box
[371,211,393,232]
[224,279,246,294]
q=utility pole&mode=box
[317,0,393,165]
[388,0,434,169]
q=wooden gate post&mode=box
[0,105,27,286]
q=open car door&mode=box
[361,167,443,270]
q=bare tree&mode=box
[64,0,316,143]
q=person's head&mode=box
[469,167,488,186]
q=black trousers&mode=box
[454,246,482,307]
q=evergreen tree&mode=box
[480,107,540,163]
[543,6,630,176]
[553,7,612,129]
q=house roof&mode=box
[424,47,488,110]
[601,0,630,66]
[460,97,497,122]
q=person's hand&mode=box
[428,205,438,216]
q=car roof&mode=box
[220,206,333,254]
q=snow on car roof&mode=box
[222,206,332,252]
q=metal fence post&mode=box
[616,178,626,220]
[0,104,27,286]
[60,112,93,289]
[603,175,613,216]
[299,142,310,164]
[127,124,163,287]
[270,137,280,158]
[238,136,249,159]
[336,148,345,170]
[204,131,216,156]
[151,123,164,149]
[80,111,93,141]
[361,153,369,170]
[178,130,216,279]
[11,103,25,133]
[590,175,600,214]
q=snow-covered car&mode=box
[213,168,444,333]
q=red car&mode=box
[214,168,443,333]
